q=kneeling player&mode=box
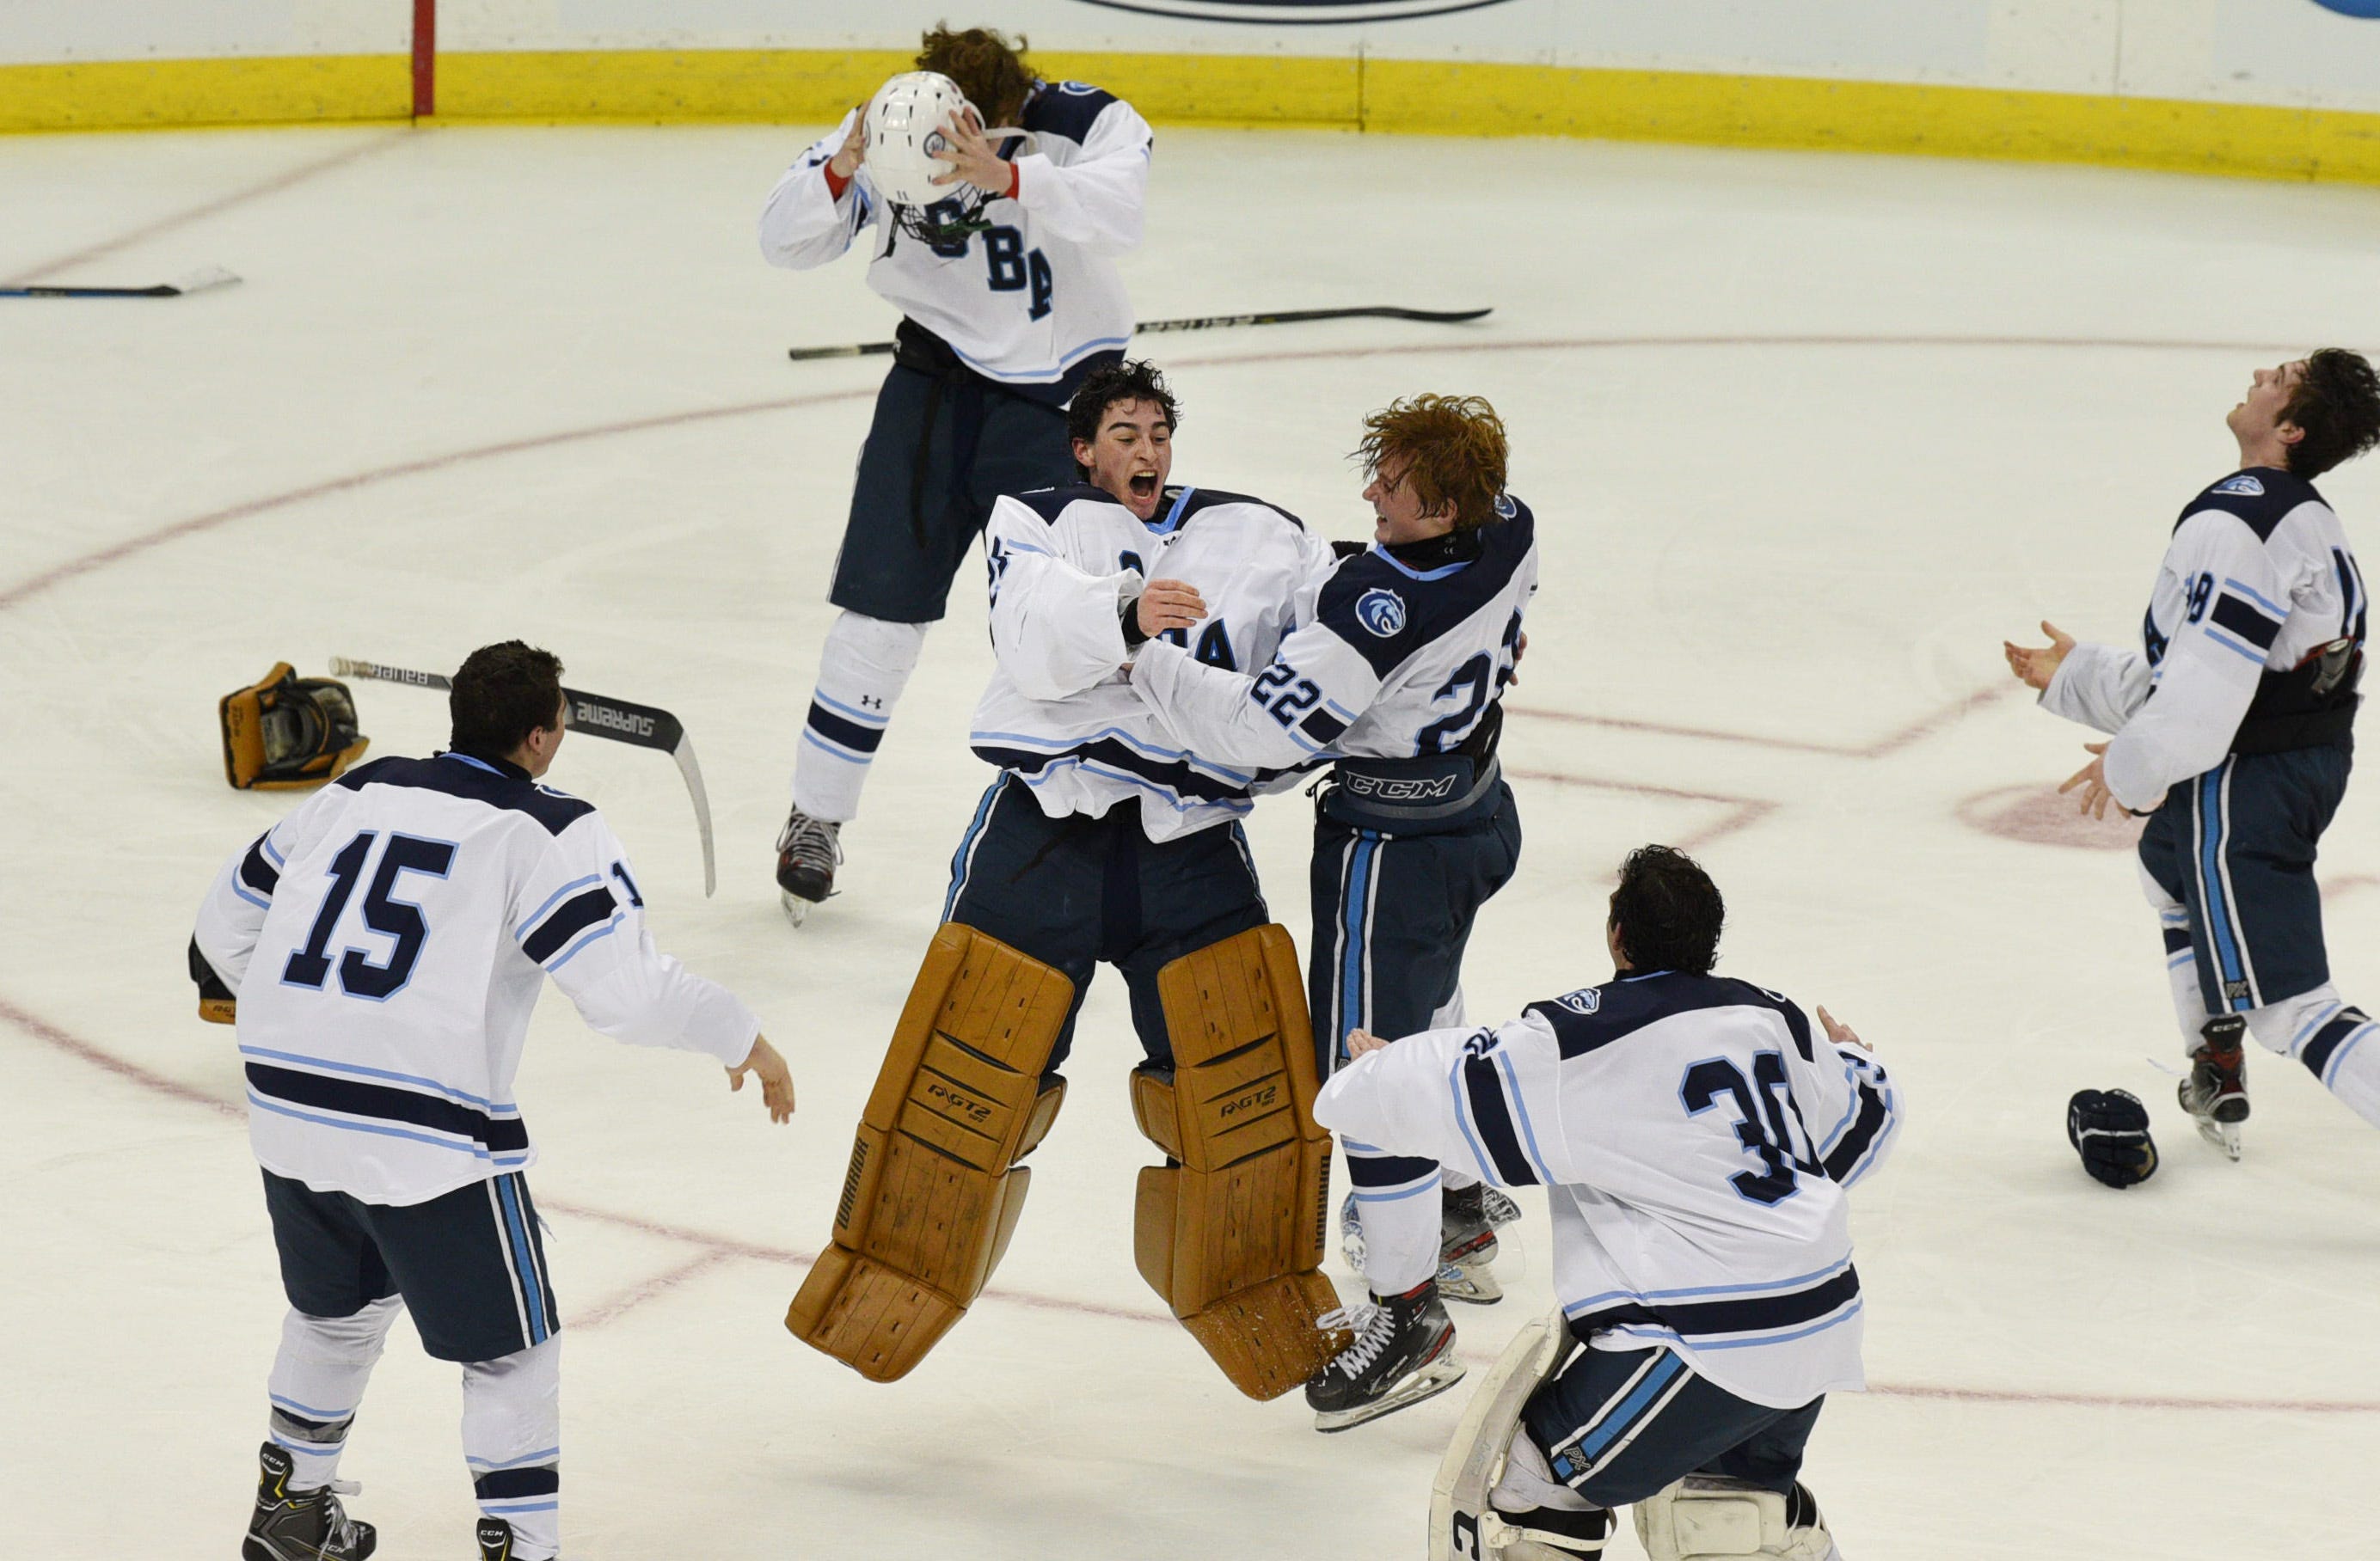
[787,359,1348,1398]
[1316,847,1900,1561]
[1129,394,1537,1429]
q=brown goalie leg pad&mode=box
[1133,924,1348,1399]
[787,923,1073,1382]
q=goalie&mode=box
[786,359,1346,1399]
[1316,848,1902,1561]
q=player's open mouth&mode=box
[1130,473,1158,499]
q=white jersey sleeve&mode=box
[1009,92,1152,256]
[1315,1013,1579,1189]
[758,110,872,272]
[985,492,1137,702]
[2039,640,2153,736]
[512,814,759,1067]
[2101,509,2290,811]
[1129,548,1355,771]
[193,791,344,991]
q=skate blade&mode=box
[1313,1357,1466,1433]
[2193,1117,2244,1161]
[778,889,815,928]
[1438,1259,1503,1306]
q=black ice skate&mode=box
[1438,1183,1522,1305]
[774,805,842,927]
[476,1517,518,1560]
[243,1442,377,1561]
[2179,1014,2249,1161]
[1306,1279,1465,1432]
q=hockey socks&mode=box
[265,1296,401,1488]
[2248,983,2380,1129]
[462,1337,561,1560]
[792,612,928,823]
[1340,1139,1443,1295]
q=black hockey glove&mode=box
[2066,1088,2156,1188]
[189,936,236,1025]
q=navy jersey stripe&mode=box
[2162,926,2193,956]
[246,1062,531,1153]
[1460,1053,1539,1185]
[473,1466,560,1501]
[2175,467,2322,543]
[973,739,1251,804]
[520,887,618,964]
[2301,1008,2370,1079]
[1314,504,1535,678]
[336,755,594,836]
[1526,973,1811,1062]
[1574,1266,1860,1341]
[239,836,282,897]
[1819,1087,1890,1181]
[2211,593,2281,650]
[1021,80,1122,145]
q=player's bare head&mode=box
[1606,845,1725,976]
[1070,358,1178,519]
[1356,395,1509,545]
[451,641,566,769]
[2272,349,2380,479]
[917,24,1038,124]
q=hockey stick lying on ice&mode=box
[330,657,718,898]
[0,266,242,299]
[787,304,1491,361]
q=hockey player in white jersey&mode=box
[758,26,1152,923]
[1128,394,1538,1429]
[190,642,793,1561]
[2006,350,2380,1160]
[1316,847,1898,1561]
[787,359,1353,1398]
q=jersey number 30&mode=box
[1680,1052,1820,1205]
[282,830,454,1001]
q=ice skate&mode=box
[1307,1279,1465,1432]
[1439,1183,1521,1304]
[774,805,842,927]
[476,1517,520,1560]
[2178,1015,2248,1161]
[243,1442,377,1561]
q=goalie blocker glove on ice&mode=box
[2066,1088,2158,1188]
[219,662,368,790]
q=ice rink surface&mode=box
[6,119,2380,1559]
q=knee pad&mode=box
[1633,1478,1835,1561]
[826,611,929,676]
[1130,924,1342,1399]
[1430,1309,1577,1561]
[787,925,1072,1381]
[2243,983,2343,1058]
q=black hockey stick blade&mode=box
[788,304,1490,360]
[0,266,241,299]
[330,656,718,897]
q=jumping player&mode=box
[758,26,1153,923]
[2006,350,2380,1158]
[191,642,794,1561]
[1319,846,1898,1561]
[786,359,1350,1399]
[1129,394,1537,1430]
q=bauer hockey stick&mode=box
[0,266,242,299]
[786,304,1492,361]
[330,657,718,898]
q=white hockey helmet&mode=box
[864,71,991,245]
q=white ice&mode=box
[5,121,2380,1560]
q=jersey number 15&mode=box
[281,830,454,1001]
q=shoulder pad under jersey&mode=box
[1021,81,1122,145]
[2177,468,2324,542]
[1524,973,1813,1062]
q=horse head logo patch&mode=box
[1356,588,1407,638]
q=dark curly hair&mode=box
[917,24,1039,125]
[1609,845,1725,976]
[1354,394,1511,532]
[450,640,564,761]
[2282,348,2380,480]
[1068,358,1179,478]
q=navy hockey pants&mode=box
[828,361,1075,624]
[1524,1342,1822,1507]
[2137,737,2352,1014]
[942,776,1270,1074]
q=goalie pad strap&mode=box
[1635,1478,1832,1561]
[1430,1309,1575,1561]
[219,662,369,791]
[1132,923,1344,1399]
[786,924,1073,1382]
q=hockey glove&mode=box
[2066,1087,2156,1188]
[189,937,236,1025]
